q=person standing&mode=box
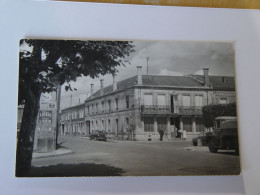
[182,130,187,141]
[159,130,164,141]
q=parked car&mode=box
[207,116,239,153]
[89,131,107,141]
[192,132,208,146]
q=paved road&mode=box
[31,136,240,176]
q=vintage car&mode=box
[206,116,239,154]
[89,131,107,141]
[192,132,208,146]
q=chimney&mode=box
[137,66,143,85]
[100,79,104,95]
[90,84,94,96]
[113,74,117,91]
[203,68,209,87]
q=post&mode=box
[55,84,61,149]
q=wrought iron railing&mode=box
[141,105,202,115]
[141,105,170,114]
[175,106,202,115]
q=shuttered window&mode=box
[157,94,166,105]
[196,118,204,132]
[144,117,154,132]
[144,94,153,105]
[195,95,203,106]
[183,118,192,132]
[157,117,167,132]
[182,95,191,106]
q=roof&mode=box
[196,75,235,90]
[86,75,204,101]
[142,75,203,87]
[85,74,235,101]
[61,103,85,112]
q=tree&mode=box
[16,39,134,177]
[202,102,237,128]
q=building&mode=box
[60,103,86,136]
[60,67,236,141]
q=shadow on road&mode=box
[28,163,125,177]
[56,141,67,149]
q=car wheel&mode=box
[208,139,218,153]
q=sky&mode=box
[60,40,235,109]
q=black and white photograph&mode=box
[16,39,240,177]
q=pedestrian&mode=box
[182,130,187,141]
[159,130,164,141]
[178,129,183,139]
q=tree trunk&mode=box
[16,89,41,177]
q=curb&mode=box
[32,149,73,159]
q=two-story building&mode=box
[81,67,236,141]
[60,103,86,136]
[60,66,236,141]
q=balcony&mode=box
[141,105,170,114]
[141,105,202,115]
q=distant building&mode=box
[60,67,236,141]
[60,103,85,136]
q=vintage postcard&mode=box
[16,39,240,177]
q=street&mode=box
[30,136,240,177]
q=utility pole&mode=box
[55,84,61,149]
[146,57,149,75]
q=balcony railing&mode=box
[141,105,202,115]
[141,105,170,114]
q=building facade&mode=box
[60,103,86,136]
[60,67,236,141]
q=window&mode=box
[157,94,166,106]
[108,100,111,111]
[126,118,129,126]
[108,119,111,132]
[182,95,191,106]
[183,118,192,132]
[126,96,129,109]
[144,94,153,105]
[126,118,129,131]
[157,117,167,132]
[92,104,94,114]
[196,118,204,132]
[96,103,98,113]
[101,120,104,131]
[101,101,104,112]
[115,98,118,110]
[144,117,154,132]
[195,95,203,106]
[96,121,98,130]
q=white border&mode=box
[0,1,260,194]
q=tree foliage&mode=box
[19,39,134,104]
[202,102,237,128]
[17,39,134,177]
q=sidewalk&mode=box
[32,148,73,159]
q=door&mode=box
[116,119,119,138]
[175,118,181,138]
